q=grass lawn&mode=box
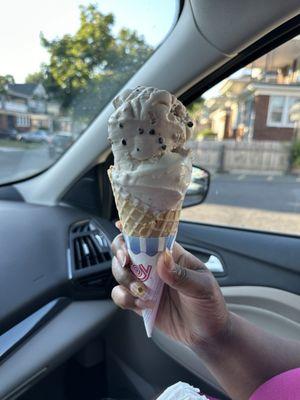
[0,139,43,150]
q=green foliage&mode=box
[196,129,217,140]
[187,97,204,118]
[291,140,300,167]
[0,74,14,94]
[25,71,44,84]
[27,4,153,122]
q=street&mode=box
[181,173,300,235]
[207,174,300,213]
[0,146,53,184]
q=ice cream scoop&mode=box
[108,86,193,213]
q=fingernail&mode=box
[130,282,146,298]
[164,249,172,265]
[117,250,126,268]
[121,255,126,268]
[115,220,122,231]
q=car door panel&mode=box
[177,221,300,294]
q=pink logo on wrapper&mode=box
[130,264,152,282]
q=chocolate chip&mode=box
[119,123,124,128]
[149,129,155,135]
[161,145,167,150]
[138,128,144,134]
[121,139,127,145]
[187,121,193,127]
[158,137,163,144]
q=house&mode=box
[0,83,52,134]
[201,37,300,142]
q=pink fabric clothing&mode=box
[205,368,300,400]
[250,368,300,400]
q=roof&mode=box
[221,78,300,97]
[7,83,38,97]
[250,36,300,69]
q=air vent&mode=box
[70,220,111,271]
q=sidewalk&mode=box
[181,204,300,236]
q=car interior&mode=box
[1,1,300,399]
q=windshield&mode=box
[0,0,179,184]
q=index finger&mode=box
[111,233,131,268]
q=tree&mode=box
[0,75,14,94]
[187,97,205,118]
[25,71,44,84]
[28,4,153,122]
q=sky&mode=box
[0,0,178,82]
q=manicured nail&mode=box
[121,255,126,268]
[164,248,172,265]
[130,281,146,298]
[115,220,123,231]
[117,250,126,268]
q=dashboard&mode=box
[0,200,118,399]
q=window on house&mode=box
[268,96,285,124]
[181,35,300,236]
[16,114,30,127]
[267,95,300,127]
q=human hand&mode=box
[111,226,230,348]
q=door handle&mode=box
[205,255,225,273]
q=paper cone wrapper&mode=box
[124,234,176,337]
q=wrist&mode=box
[191,312,236,359]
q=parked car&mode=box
[0,128,19,141]
[48,132,74,157]
[17,130,52,144]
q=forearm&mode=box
[193,312,300,400]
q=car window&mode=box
[0,0,179,184]
[182,36,300,236]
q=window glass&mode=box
[268,96,285,124]
[0,0,179,184]
[182,36,300,236]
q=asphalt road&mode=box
[206,173,300,214]
[181,173,300,235]
[0,146,54,185]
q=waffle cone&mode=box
[108,166,181,237]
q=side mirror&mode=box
[183,165,210,208]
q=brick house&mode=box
[0,83,52,134]
[201,37,300,142]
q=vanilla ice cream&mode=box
[108,86,193,213]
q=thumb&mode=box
[157,249,215,299]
